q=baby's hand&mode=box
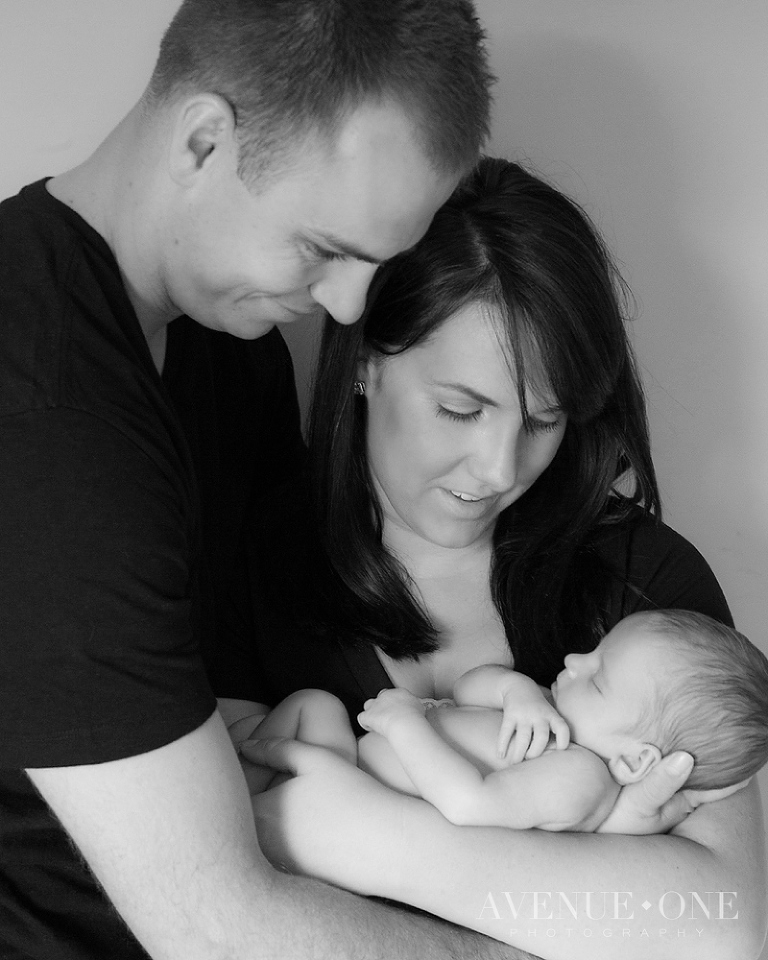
[358,688,427,738]
[498,690,570,763]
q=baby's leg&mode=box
[256,689,357,764]
[243,689,358,794]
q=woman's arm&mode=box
[248,738,767,960]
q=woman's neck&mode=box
[382,521,494,584]
[377,522,511,698]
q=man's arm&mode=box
[28,710,529,960]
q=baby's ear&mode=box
[608,744,662,785]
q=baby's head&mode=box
[551,610,768,790]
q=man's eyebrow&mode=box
[308,232,385,265]
[309,232,422,266]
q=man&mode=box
[0,2,714,958]
[0,2,503,957]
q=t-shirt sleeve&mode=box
[600,516,733,628]
[0,407,215,769]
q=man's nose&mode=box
[309,260,380,325]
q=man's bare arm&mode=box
[28,710,534,960]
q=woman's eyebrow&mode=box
[435,381,563,415]
[433,381,498,407]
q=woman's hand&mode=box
[597,751,751,834]
[358,688,427,738]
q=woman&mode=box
[232,159,766,957]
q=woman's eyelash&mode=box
[526,417,563,435]
[436,405,563,431]
[436,404,483,423]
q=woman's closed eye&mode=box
[435,403,483,424]
[526,415,563,436]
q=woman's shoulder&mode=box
[592,504,733,627]
[594,504,697,561]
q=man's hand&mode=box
[243,736,403,895]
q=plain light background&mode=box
[2,0,767,948]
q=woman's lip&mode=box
[449,490,483,502]
[440,488,499,518]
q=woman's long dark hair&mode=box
[307,157,660,682]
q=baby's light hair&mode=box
[637,610,768,789]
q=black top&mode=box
[0,181,304,959]
[218,480,732,731]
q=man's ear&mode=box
[608,744,662,786]
[168,94,237,186]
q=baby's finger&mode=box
[525,722,551,759]
[357,711,372,731]
[496,715,518,758]
[552,717,571,750]
[509,726,533,764]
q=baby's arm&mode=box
[359,688,615,830]
[358,689,492,816]
[453,664,570,762]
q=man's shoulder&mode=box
[0,180,149,423]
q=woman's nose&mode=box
[469,425,519,493]
[309,260,380,325]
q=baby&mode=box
[221,609,768,832]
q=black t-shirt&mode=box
[0,181,305,959]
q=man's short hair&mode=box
[640,610,768,789]
[145,0,493,185]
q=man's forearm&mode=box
[257,873,538,960]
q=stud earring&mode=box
[353,380,366,396]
